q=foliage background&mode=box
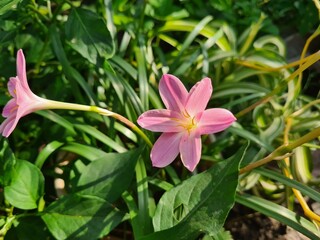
[0,0,320,239]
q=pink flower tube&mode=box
[138,74,236,172]
[0,49,113,137]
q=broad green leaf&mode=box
[4,160,44,210]
[140,145,247,240]
[0,139,16,186]
[75,150,139,202]
[42,195,125,240]
[65,8,114,64]
[0,0,20,15]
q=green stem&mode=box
[42,100,153,148]
[240,126,320,174]
[0,215,15,239]
[112,113,153,148]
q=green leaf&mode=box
[50,25,98,104]
[135,44,149,111]
[65,8,115,64]
[0,0,21,15]
[42,195,125,240]
[0,139,16,186]
[4,160,44,210]
[34,141,64,169]
[255,168,320,203]
[228,125,274,152]
[146,0,189,20]
[158,19,231,51]
[75,149,140,202]
[74,124,127,153]
[61,142,108,161]
[36,111,77,136]
[10,217,50,240]
[140,145,247,240]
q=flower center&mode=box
[179,110,197,133]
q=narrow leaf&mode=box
[0,139,16,186]
[0,0,21,15]
[236,193,320,239]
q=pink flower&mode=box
[137,74,236,172]
[0,49,115,138]
[0,49,49,137]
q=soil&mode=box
[225,203,310,240]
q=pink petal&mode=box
[2,99,17,117]
[137,109,184,132]
[8,77,17,97]
[16,49,28,89]
[0,115,16,137]
[179,132,202,172]
[185,77,212,117]
[159,74,188,112]
[15,77,38,106]
[151,132,182,168]
[198,108,236,135]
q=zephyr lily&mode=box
[0,49,114,137]
[137,74,236,172]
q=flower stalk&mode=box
[0,49,153,148]
[240,126,320,174]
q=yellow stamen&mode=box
[176,111,198,134]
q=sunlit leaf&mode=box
[0,0,20,15]
[4,160,44,210]
[42,195,125,240]
[140,145,247,240]
[65,8,115,64]
[75,149,140,202]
